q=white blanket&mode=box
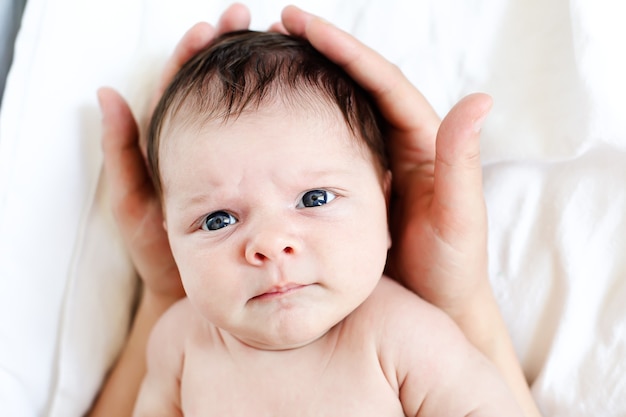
[1,0,625,415]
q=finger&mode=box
[215,2,251,34]
[146,5,251,144]
[432,93,492,227]
[98,87,153,208]
[268,21,288,34]
[281,5,441,192]
[153,4,251,111]
[281,6,440,135]
[159,3,251,95]
[156,22,216,101]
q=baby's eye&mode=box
[201,211,237,231]
[297,190,336,208]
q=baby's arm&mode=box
[404,324,523,417]
[87,290,176,417]
[373,279,523,417]
[132,301,187,417]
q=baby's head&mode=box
[148,30,388,199]
[148,31,392,349]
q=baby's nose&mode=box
[244,219,300,265]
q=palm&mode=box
[280,7,493,312]
[99,87,185,300]
[385,94,492,311]
[98,5,252,301]
[116,176,183,298]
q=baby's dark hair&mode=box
[148,30,388,197]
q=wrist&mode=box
[444,284,506,354]
[451,288,542,417]
[126,286,182,354]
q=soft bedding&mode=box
[0,0,625,416]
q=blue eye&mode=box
[297,190,336,208]
[201,211,237,231]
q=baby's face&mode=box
[159,101,390,350]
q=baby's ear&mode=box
[383,170,392,249]
[383,170,392,207]
[160,202,169,231]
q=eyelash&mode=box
[200,211,237,231]
[296,189,337,208]
[198,189,338,232]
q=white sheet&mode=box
[1,0,625,416]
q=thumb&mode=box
[432,93,492,226]
[97,87,151,207]
[98,87,139,157]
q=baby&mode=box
[135,30,523,416]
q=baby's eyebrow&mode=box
[175,192,214,212]
[295,167,353,182]
[171,167,354,210]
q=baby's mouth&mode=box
[251,283,308,301]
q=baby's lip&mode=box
[252,283,308,300]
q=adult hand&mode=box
[88,6,253,416]
[280,5,493,324]
[97,4,252,304]
[280,7,541,417]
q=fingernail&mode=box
[295,6,329,26]
[473,114,488,134]
[96,90,106,121]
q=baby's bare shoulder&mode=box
[153,297,196,332]
[148,297,211,353]
[348,277,468,377]
[358,279,522,416]
[360,277,490,370]
[354,276,448,330]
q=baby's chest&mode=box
[179,343,405,416]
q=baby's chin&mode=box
[231,320,342,352]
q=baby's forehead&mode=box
[158,102,384,197]
[160,101,379,177]
[157,90,388,193]
[162,94,367,150]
